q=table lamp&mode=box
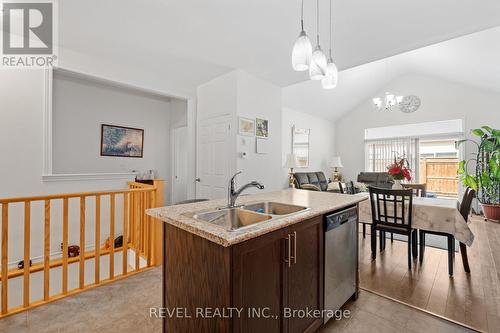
[285,153,298,188]
[330,156,343,181]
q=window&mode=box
[365,138,419,175]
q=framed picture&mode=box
[100,124,144,158]
[238,117,255,136]
[256,118,269,138]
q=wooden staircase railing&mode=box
[0,179,165,318]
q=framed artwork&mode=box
[292,126,310,167]
[100,124,144,158]
[256,118,269,138]
[238,117,255,136]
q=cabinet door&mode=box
[232,228,288,333]
[285,216,324,333]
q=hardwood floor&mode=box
[360,215,500,333]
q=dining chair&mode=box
[386,183,426,243]
[339,181,355,195]
[369,187,417,269]
[418,188,475,276]
[402,183,427,198]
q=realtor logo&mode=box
[1,1,57,67]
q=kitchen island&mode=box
[147,189,366,333]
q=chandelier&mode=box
[291,0,338,89]
[372,92,403,112]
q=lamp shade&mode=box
[330,156,343,168]
[321,59,338,89]
[309,45,327,80]
[285,153,298,168]
[292,30,312,71]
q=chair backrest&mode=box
[459,187,475,221]
[402,183,427,197]
[339,181,355,195]
[369,186,414,230]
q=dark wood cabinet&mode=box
[232,216,323,333]
[232,227,288,332]
[163,214,327,333]
[284,216,323,333]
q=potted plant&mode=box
[387,155,412,189]
[457,126,500,221]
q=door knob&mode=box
[195,178,201,182]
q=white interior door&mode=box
[172,126,188,204]
[196,115,232,199]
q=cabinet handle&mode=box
[290,231,297,264]
[284,234,291,267]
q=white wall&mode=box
[335,73,500,181]
[196,70,284,197]
[236,70,283,192]
[53,71,172,180]
[282,107,336,183]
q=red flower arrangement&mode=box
[387,155,412,181]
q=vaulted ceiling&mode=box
[283,26,500,121]
[59,0,500,89]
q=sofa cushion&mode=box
[301,184,321,191]
[316,172,328,191]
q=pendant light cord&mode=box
[329,0,332,58]
[301,0,304,31]
[316,0,320,45]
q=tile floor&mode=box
[0,266,475,332]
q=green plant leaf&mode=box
[458,160,466,174]
[455,139,468,149]
[483,139,495,152]
[482,126,493,134]
[480,171,491,188]
[472,128,485,137]
[464,175,478,191]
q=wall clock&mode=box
[399,95,421,113]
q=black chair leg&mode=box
[380,231,386,251]
[419,230,425,264]
[448,236,454,276]
[412,230,418,258]
[362,223,366,238]
[371,226,376,259]
[391,232,393,243]
[407,235,412,270]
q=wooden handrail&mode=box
[0,179,165,319]
[0,187,155,204]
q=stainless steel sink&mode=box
[241,201,309,215]
[191,208,272,231]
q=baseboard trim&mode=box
[360,287,483,333]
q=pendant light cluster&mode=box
[291,0,338,89]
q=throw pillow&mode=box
[301,183,321,191]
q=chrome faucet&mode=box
[227,171,265,208]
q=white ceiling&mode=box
[283,26,500,121]
[59,0,500,89]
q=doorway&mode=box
[172,126,189,204]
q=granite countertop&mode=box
[146,189,367,247]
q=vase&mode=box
[392,179,403,190]
[481,203,500,222]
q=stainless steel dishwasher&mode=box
[324,205,358,323]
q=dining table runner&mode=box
[356,193,474,246]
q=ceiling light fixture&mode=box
[373,92,403,111]
[309,0,327,80]
[291,0,312,71]
[321,0,338,89]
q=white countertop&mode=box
[146,189,367,247]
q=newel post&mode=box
[152,179,165,266]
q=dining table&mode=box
[356,192,474,272]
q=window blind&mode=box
[365,138,419,177]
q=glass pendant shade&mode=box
[292,30,312,71]
[321,59,338,89]
[309,46,327,80]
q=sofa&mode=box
[292,172,330,191]
[357,172,393,189]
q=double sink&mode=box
[185,201,310,232]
